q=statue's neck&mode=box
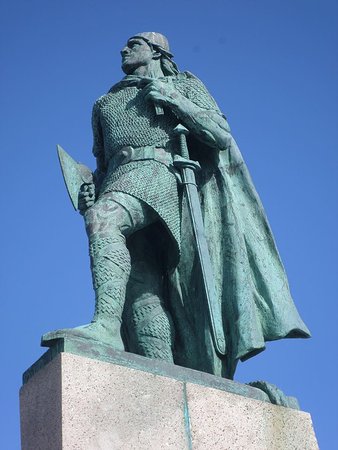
[131,60,164,78]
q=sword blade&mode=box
[181,166,226,356]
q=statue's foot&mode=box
[41,320,124,351]
[247,380,300,410]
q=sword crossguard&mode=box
[173,156,200,172]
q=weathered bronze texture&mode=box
[42,32,310,382]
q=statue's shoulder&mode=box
[94,94,107,106]
[174,71,220,111]
[173,71,202,84]
[175,71,207,84]
[92,91,113,114]
[93,79,131,111]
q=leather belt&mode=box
[108,145,174,172]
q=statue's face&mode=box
[121,38,154,74]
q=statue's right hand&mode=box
[78,183,95,215]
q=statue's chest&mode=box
[100,87,157,132]
[99,87,177,151]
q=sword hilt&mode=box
[173,124,190,159]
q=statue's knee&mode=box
[85,201,128,239]
[84,204,101,235]
[84,205,96,224]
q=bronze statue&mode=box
[42,32,310,380]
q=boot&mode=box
[41,236,130,350]
[125,294,175,362]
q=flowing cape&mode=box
[97,72,310,378]
[169,116,310,380]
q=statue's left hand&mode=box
[78,183,95,215]
[142,79,180,109]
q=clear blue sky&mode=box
[1,0,337,448]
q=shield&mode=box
[57,145,93,210]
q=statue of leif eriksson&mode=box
[42,32,310,383]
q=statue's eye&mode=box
[129,42,140,49]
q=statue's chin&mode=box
[121,62,134,75]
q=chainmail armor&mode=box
[100,160,180,265]
[93,72,220,265]
[92,72,220,160]
[173,72,221,112]
[93,85,178,160]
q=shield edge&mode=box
[57,145,93,211]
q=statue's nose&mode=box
[121,47,129,57]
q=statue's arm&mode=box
[171,97,232,150]
[143,74,232,150]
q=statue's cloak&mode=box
[169,127,311,379]
[91,71,310,378]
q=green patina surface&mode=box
[39,32,310,403]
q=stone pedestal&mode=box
[20,346,318,449]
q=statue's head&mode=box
[121,32,178,76]
[131,32,172,58]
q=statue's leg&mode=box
[41,192,157,350]
[126,294,175,362]
[124,229,175,362]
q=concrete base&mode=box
[20,351,318,449]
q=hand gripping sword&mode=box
[173,124,226,356]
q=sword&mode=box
[173,124,226,356]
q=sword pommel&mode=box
[173,124,189,136]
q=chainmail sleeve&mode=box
[173,72,220,112]
[173,72,232,150]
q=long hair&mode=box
[161,55,179,76]
[147,41,179,76]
